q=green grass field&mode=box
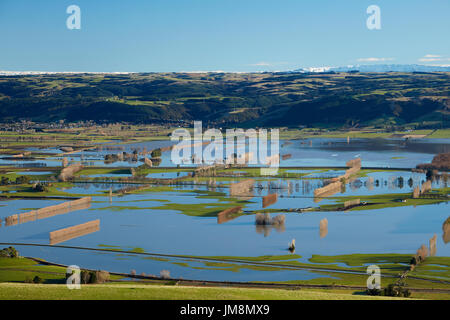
[0,283,406,300]
[1,254,448,300]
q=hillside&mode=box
[0,72,448,128]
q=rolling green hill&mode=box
[0,72,448,128]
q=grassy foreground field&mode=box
[0,283,405,300]
[1,256,447,300]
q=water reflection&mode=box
[319,218,328,239]
[229,179,254,200]
[311,138,450,155]
[13,138,450,169]
[443,217,450,244]
[49,219,100,245]
[430,234,437,257]
[254,171,444,200]
[3,197,92,228]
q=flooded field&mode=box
[1,138,448,169]
[1,137,449,284]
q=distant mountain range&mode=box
[1,64,450,76]
[293,64,450,73]
[0,71,133,76]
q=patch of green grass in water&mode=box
[319,189,449,212]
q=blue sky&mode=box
[0,0,449,72]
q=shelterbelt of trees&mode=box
[0,72,448,128]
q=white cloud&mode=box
[357,57,394,62]
[418,54,449,62]
[419,58,441,62]
[250,62,272,67]
[248,61,289,67]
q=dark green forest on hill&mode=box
[0,72,448,128]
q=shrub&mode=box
[403,288,411,298]
[160,270,171,279]
[95,270,110,283]
[383,283,411,297]
[79,270,91,284]
[0,177,10,186]
[255,213,271,225]
[15,176,30,184]
[271,214,286,226]
[78,270,109,284]
[151,157,162,166]
[89,271,98,284]
[151,148,162,158]
[366,288,382,296]
[9,247,18,258]
[0,246,18,258]
[415,244,429,263]
[33,276,44,284]
[255,213,285,226]
[32,182,48,192]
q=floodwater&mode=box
[0,137,449,282]
[6,138,448,169]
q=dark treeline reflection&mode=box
[70,182,143,191]
[312,138,450,155]
[252,174,446,198]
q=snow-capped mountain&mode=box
[293,64,450,73]
[0,71,134,76]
